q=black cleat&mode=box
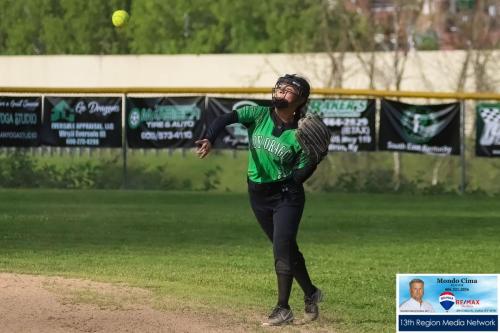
[261,305,294,326]
[304,288,324,321]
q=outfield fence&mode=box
[1,87,500,194]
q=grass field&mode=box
[0,189,499,332]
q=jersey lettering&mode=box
[237,105,303,183]
[251,135,291,159]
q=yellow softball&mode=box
[112,10,129,28]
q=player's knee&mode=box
[274,259,292,275]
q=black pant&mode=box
[248,179,315,298]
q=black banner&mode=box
[307,99,376,152]
[206,97,271,149]
[0,97,41,147]
[42,97,122,147]
[476,103,500,157]
[379,99,460,155]
[126,96,204,148]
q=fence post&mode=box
[459,100,466,194]
[122,93,128,189]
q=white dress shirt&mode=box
[399,297,435,312]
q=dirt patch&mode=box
[0,273,333,332]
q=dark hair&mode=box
[275,74,311,99]
[275,74,310,123]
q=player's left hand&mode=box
[296,113,331,164]
[195,139,212,158]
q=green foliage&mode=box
[202,165,221,190]
[0,0,130,54]
[0,0,375,54]
[1,148,500,194]
[0,151,39,186]
[41,0,130,54]
[0,0,48,54]
[0,149,230,191]
[321,167,474,195]
[0,150,113,188]
[126,163,192,190]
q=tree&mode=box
[0,0,49,54]
[42,0,130,54]
[0,0,130,54]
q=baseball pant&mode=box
[248,179,316,305]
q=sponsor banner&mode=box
[397,274,499,332]
[307,99,376,152]
[0,97,41,147]
[379,99,460,156]
[206,97,271,149]
[126,96,204,148]
[42,97,122,147]
[399,315,498,331]
[476,103,500,157]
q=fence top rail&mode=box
[0,86,499,100]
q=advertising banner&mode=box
[476,103,500,157]
[379,99,460,156]
[206,97,271,149]
[126,97,205,148]
[307,99,376,152]
[42,97,122,147]
[0,97,41,147]
[397,274,498,332]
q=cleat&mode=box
[304,288,324,321]
[261,305,294,326]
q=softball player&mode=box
[195,74,328,326]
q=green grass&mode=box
[0,189,499,332]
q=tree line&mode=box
[0,0,419,55]
[2,1,497,56]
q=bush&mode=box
[0,151,39,187]
[202,165,222,191]
[363,170,397,193]
[0,150,193,190]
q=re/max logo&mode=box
[456,299,480,305]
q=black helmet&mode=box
[274,74,310,99]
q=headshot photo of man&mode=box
[399,278,435,312]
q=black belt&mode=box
[247,178,293,193]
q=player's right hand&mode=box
[195,139,212,158]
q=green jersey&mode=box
[236,105,309,183]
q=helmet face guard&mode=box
[271,74,310,109]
